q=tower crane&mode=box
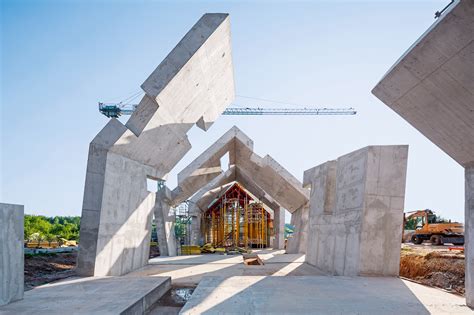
[98,102,357,118]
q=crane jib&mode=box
[98,103,357,118]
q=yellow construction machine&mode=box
[403,209,464,245]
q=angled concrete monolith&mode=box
[372,0,473,303]
[77,13,234,276]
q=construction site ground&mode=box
[400,243,465,295]
[11,249,472,314]
[133,249,471,314]
[24,251,77,290]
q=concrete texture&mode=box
[0,276,171,315]
[171,126,308,213]
[180,276,473,315]
[154,188,177,256]
[0,203,24,306]
[372,0,473,304]
[301,146,408,276]
[274,207,285,249]
[163,126,307,250]
[78,13,234,276]
[372,0,474,167]
[127,249,325,286]
[467,167,474,307]
[286,205,309,254]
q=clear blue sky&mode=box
[1,0,464,223]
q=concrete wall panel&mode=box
[93,152,156,276]
[0,203,24,306]
[303,145,408,277]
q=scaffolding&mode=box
[203,183,271,249]
[174,201,192,254]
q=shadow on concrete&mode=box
[183,276,432,314]
[129,250,324,287]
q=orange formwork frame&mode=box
[202,183,272,249]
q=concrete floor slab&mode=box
[180,276,473,315]
[0,276,171,315]
[128,250,326,286]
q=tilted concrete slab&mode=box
[295,146,409,276]
[78,13,235,276]
[0,203,24,306]
[372,0,473,305]
[372,1,474,167]
[172,126,308,213]
[167,126,306,249]
[172,126,253,205]
[189,166,237,212]
[188,166,280,214]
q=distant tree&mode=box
[45,234,57,247]
[404,218,417,230]
[24,214,81,242]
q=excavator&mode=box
[403,209,464,245]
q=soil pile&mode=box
[400,249,464,295]
[24,252,77,290]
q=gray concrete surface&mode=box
[171,126,308,213]
[302,146,408,276]
[372,0,473,305]
[0,276,171,315]
[180,276,473,314]
[154,188,177,256]
[0,203,24,306]
[129,250,325,286]
[77,13,234,276]
[372,0,474,167]
[286,204,309,254]
[467,166,474,307]
[274,207,285,249]
[164,126,306,250]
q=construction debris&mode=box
[242,254,264,265]
[181,245,201,255]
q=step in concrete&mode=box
[0,276,171,315]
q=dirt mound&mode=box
[24,252,77,290]
[400,251,464,295]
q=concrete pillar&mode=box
[0,203,24,306]
[466,167,474,307]
[274,207,285,249]
[189,202,202,246]
[286,205,309,254]
[154,189,177,256]
[303,161,337,268]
